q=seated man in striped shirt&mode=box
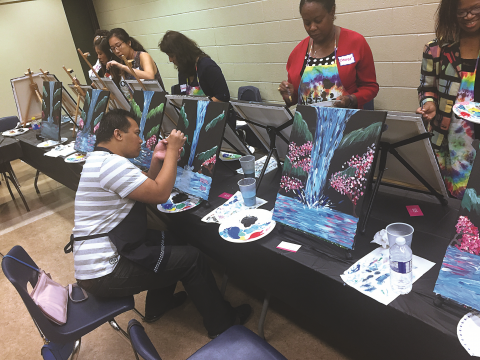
[69,109,251,338]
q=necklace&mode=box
[310,27,337,58]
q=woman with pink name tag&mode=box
[278,0,379,109]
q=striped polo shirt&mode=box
[72,151,148,280]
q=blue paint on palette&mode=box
[219,222,271,240]
[434,246,480,311]
[174,166,212,200]
[272,193,358,248]
[376,273,389,285]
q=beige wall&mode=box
[0,0,85,119]
[93,0,440,112]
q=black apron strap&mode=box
[64,233,109,254]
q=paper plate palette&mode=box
[2,128,29,137]
[37,137,68,148]
[453,101,480,123]
[64,152,86,163]
[219,151,242,161]
[218,209,276,243]
[157,190,202,213]
[458,312,480,356]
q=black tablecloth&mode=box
[0,135,22,164]
[18,125,82,191]
[14,133,471,359]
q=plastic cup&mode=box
[386,223,414,248]
[238,177,256,207]
[239,155,255,178]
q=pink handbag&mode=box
[5,255,87,325]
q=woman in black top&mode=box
[159,31,230,102]
[106,28,165,90]
[89,30,121,86]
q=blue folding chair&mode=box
[2,246,135,360]
[128,321,287,360]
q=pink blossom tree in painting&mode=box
[455,216,480,255]
[329,145,375,217]
[280,141,313,196]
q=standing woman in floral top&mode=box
[417,0,480,199]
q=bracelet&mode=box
[346,95,355,108]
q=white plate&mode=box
[453,101,480,124]
[458,312,480,356]
[37,137,68,148]
[157,190,202,213]
[64,153,86,163]
[218,209,276,243]
[219,151,242,162]
[2,128,29,137]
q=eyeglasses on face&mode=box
[110,41,124,52]
[457,6,480,18]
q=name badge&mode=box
[180,84,187,92]
[338,54,355,66]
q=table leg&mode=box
[258,292,271,339]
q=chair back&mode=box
[128,319,162,360]
[238,86,262,102]
[2,245,67,343]
[0,116,20,132]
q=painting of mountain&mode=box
[74,89,110,153]
[173,99,229,200]
[129,90,167,169]
[41,81,62,141]
[273,106,386,249]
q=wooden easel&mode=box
[121,55,171,138]
[77,48,116,110]
[121,54,147,91]
[39,69,77,119]
[23,69,43,126]
[63,66,86,137]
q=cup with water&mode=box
[239,155,256,178]
[238,178,256,207]
[386,222,414,248]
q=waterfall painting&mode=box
[41,81,62,141]
[74,89,110,153]
[174,99,229,200]
[129,90,167,169]
[272,106,386,249]
[434,142,480,311]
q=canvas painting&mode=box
[41,81,62,141]
[129,90,167,168]
[434,141,480,311]
[74,89,110,153]
[174,99,229,200]
[272,106,386,249]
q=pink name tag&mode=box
[180,84,187,92]
[406,205,423,217]
[338,54,355,66]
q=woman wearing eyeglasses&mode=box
[106,28,165,91]
[89,30,121,86]
[417,0,480,199]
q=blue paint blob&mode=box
[226,227,241,239]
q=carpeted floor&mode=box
[0,160,350,360]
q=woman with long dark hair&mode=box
[417,0,480,199]
[159,31,230,102]
[107,28,165,90]
[89,30,121,86]
[278,0,378,108]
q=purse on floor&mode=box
[4,255,88,325]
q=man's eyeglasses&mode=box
[457,6,480,18]
[110,41,124,52]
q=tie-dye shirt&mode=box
[298,50,347,105]
[418,40,478,199]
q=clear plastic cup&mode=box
[239,155,255,178]
[238,177,256,207]
[386,223,414,248]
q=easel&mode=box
[23,68,43,126]
[62,66,86,138]
[230,101,293,189]
[39,69,78,126]
[77,48,117,110]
